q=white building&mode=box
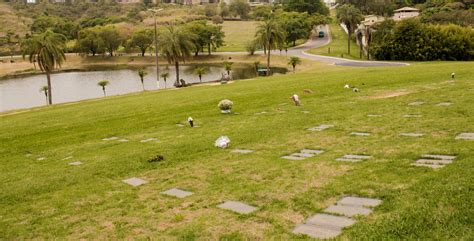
[393,7,420,21]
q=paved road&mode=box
[284,25,408,67]
[215,25,407,67]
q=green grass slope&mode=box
[0,61,473,239]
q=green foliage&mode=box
[97,80,109,96]
[159,25,196,85]
[98,25,123,56]
[283,0,329,15]
[276,11,313,47]
[337,0,395,15]
[370,19,474,61]
[31,15,79,40]
[229,0,251,19]
[211,15,224,24]
[128,28,154,56]
[288,56,301,72]
[203,4,218,17]
[194,67,207,82]
[255,17,286,74]
[185,20,225,55]
[21,30,66,73]
[75,26,105,56]
[337,4,363,55]
[245,40,259,55]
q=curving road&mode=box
[283,25,408,67]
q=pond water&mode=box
[0,64,286,112]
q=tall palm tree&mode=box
[138,69,148,91]
[288,57,301,73]
[97,80,109,97]
[160,72,169,88]
[255,18,285,76]
[21,30,66,105]
[159,26,196,86]
[194,67,207,83]
[40,85,48,105]
[337,4,363,55]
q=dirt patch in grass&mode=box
[366,91,412,99]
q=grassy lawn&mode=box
[1,61,473,239]
[218,21,259,52]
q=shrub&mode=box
[218,99,233,111]
[245,40,258,55]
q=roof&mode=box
[394,7,420,12]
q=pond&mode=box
[0,64,286,112]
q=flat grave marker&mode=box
[308,124,334,132]
[122,177,148,187]
[400,133,424,137]
[161,188,194,198]
[350,132,371,136]
[68,161,82,166]
[455,133,474,140]
[217,201,257,214]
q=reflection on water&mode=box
[0,64,286,112]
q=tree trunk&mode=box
[293,64,296,73]
[44,92,48,105]
[175,61,180,86]
[46,71,52,105]
[141,77,145,91]
[208,43,211,55]
[141,49,146,57]
[102,86,106,96]
[348,31,351,55]
[199,75,202,82]
[266,46,271,76]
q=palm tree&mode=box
[21,30,66,105]
[288,57,301,73]
[337,4,363,55]
[160,72,169,88]
[159,26,195,86]
[194,67,207,83]
[255,18,285,76]
[97,80,109,97]
[138,69,148,91]
[224,61,233,75]
[39,85,48,105]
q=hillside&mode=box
[1,61,473,239]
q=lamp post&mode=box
[148,8,163,88]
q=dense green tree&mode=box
[277,11,312,47]
[98,25,123,56]
[76,27,105,56]
[21,30,66,105]
[283,0,329,15]
[255,18,286,76]
[31,15,79,40]
[229,0,251,19]
[337,4,363,55]
[159,26,196,86]
[128,28,154,56]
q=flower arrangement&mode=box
[218,99,233,113]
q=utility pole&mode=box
[148,8,163,88]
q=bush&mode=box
[245,40,258,55]
[218,99,233,111]
[211,15,224,25]
[370,19,474,61]
[148,155,164,163]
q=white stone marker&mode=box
[161,188,194,198]
[455,133,474,140]
[122,177,148,187]
[217,201,257,214]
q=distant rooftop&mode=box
[394,7,420,12]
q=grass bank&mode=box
[0,61,473,239]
